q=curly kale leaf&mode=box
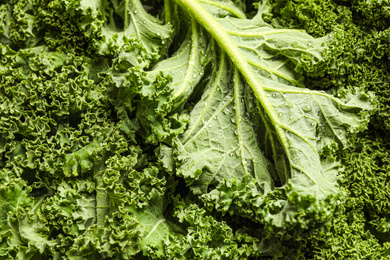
[0,0,378,259]
[167,0,371,229]
[64,0,172,68]
[135,17,211,144]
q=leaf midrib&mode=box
[173,18,199,99]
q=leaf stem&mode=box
[164,0,172,24]
[174,18,199,99]
[233,67,248,175]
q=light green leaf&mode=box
[136,17,211,143]
[172,0,371,227]
[198,0,246,19]
[174,49,273,198]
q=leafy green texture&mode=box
[136,19,210,144]
[0,0,381,259]
[171,0,370,230]
[266,0,390,258]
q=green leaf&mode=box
[136,18,211,143]
[171,0,371,228]
[76,0,173,68]
[169,197,266,259]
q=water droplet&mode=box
[308,41,313,47]
[320,123,326,132]
[310,122,316,127]
[302,105,312,112]
[278,112,284,118]
[208,124,212,128]
[193,74,197,78]
[143,20,146,24]
[272,93,276,98]
[134,10,138,14]
[234,130,238,135]
[224,107,230,114]
[231,117,236,123]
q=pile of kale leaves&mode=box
[0,0,389,258]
